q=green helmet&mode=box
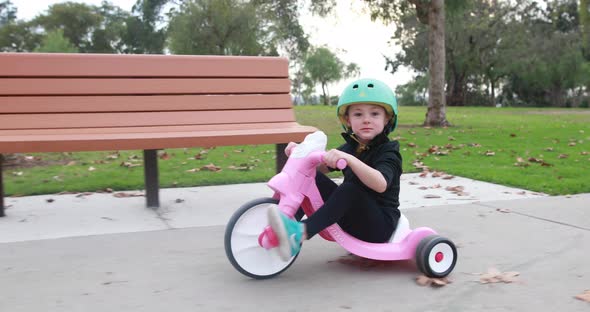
[337,78,398,134]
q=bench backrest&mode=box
[0,53,295,131]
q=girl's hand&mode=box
[322,149,350,169]
[285,142,298,157]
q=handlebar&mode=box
[319,152,347,170]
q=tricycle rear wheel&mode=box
[415,235,457,278]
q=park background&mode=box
[1,0,589,196]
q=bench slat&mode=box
[0,109,297,130]
[0,78,290,96]
[0,123,317,153]
[0,94,292,113]
[0,122,305,135]
[0,53,288,78]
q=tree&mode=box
[582,0,590,58]
[31,2,131,53]
[34,29,78,53]
[168,0,276,55]
[0,1,41,52]
[251,0,310,60]
[304,46,359,105]
[32,2,102,52]
[120,0,167,54]
[362,0,459,126]
[0,0,16,26]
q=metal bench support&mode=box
[143,149,160,209]
[276,143,288,173]
[0,154,4,217]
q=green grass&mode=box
[3,106,589,196]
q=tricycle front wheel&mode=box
[224,197,299,279]
[415,235,457,278]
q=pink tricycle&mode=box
[224,131,457,279]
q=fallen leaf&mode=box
[544,147,554,152]
[558,154,569,159]
[448,136,456,141]
[581,151,589,155]
[46,198,54,203]
[228,165,251,171]
[575,290,590,302]
[12,171,23,176]
[424,194,442,199]
[442,175,455,180]
[113,192,144,198]
[120,162,141,168]
[479,267,520,284]
[408,181,420,185]
[568,142,577,147]
[186,168,200,173]
[88,166,96,171]
[106,153,119,160]
[496,208,511,213]
[416,275,452,287]
[159,152,170,160]
[201,163,222,172]
[510,133,516,137]
[431,171,445,178]
[407,142,417,148]
[66,161,77,166]
[446,186,465,193]
[484,150,495,156]
[175,198,184,203]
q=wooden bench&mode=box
[0,52,317,217]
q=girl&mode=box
[268,78,402,261]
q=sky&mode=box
[9,0,413,96]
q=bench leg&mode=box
[143,149,160,209]
[0,154,4,217]
[276,143,288,173]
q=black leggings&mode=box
[298,172,396,243]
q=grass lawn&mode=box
[3,106,589,196]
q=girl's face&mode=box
[345,103,389,144]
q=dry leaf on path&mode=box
[479,267,520,284]
[424,194,442,199]
[113,192,144,198]
[574,290,590,302]
[416,275,452,287]
[201,163,222,172]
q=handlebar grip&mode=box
[319,152,347,170]
[336,159,347,170]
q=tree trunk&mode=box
[490,79,496,107]
[446,72,466,106]
[424,0,451,127]
[321,82,329,105]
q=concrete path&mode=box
[0,173,546,243]
[1,175,589,311]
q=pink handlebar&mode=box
[319,152,347,170]
[335,159,347,170]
